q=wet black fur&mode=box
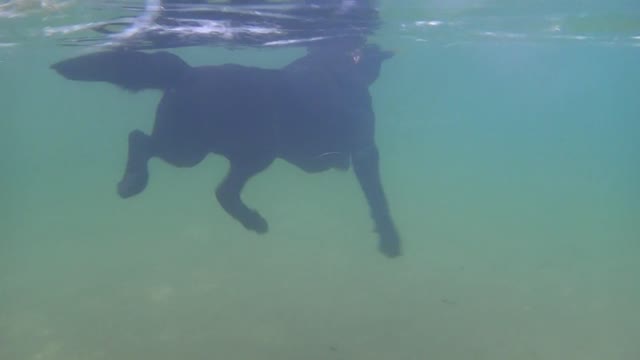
[51,45,400,257]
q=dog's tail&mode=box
[51,50,190,92]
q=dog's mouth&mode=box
[351,47,394,64]
[316,151,342,158]
[380,50,395,60]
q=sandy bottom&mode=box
[1,155,638,360]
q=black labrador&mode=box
[51,45,401,257]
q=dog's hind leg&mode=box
[216,155,274,234]
[118,129,153,198]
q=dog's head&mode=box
[330,44,393,86]
[288,43,393,86]
[347,44,394,85]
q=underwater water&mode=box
[1,1,640,359]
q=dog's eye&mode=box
[351,49,362,64]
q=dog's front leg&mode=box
[352,145,401,257]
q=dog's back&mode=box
[155,64,287,156]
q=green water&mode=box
[2,2,640,360]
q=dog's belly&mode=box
[281,151,350,173]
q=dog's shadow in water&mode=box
[51,45,401,257]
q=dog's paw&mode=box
[376,222,402,258]
[379,237,401,258]
[243,210,269,234]
[117,171,148,198]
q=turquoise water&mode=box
[2,1,640,359]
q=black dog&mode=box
[51,45,401,257]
